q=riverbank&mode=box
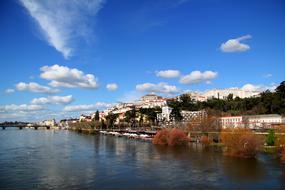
[69,127,285,162]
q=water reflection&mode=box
[222,156,266,181]
[0,129,285,189]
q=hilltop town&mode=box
[54,81,284,131]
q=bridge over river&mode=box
[0,124,51,130]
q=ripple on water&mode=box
[0,130,285,190]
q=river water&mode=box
[0,129,284,190]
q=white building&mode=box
[182,92,207,102]
[181,110,207,122]
[157,106,206,123]
[157,106,173,122]
[38,119,56,127]
[79,115,92,122]
[219,116,244,128]
[203,88,260,100]
[140,94,163,102]
[243,114,283,129]
[219,114,283,129]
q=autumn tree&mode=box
[221,128,262,158]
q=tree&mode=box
[276,81,285,99]
[221,128,261,158]
[266,129,276,146]
[94,110,100,121]
[227,93,234,101]
[139,107,162,124]
[106,113,118,128]
[170,107,182,122]
[125,107,137,127]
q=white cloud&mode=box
[156,70,180,78]
[106,83,118,91]
[5,89,15,93]
[40,64,99,89]
[0,104,45,112]
[241,83,276,92]
[136,82,180,94]
[16,82,59,94]
[20,0,104,59]
[63,102,113,112]
[220,35,251,53]
[31,95,73,105]
[179,71,218,85]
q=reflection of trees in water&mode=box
[222,156,266,181]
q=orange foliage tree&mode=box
[153,128,189,146]
[152,129,169,145]
[221,127,261,158]
[274,124,285,148]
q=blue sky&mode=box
[0,0,285,122]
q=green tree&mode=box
[276,81,285,99]
[125,107,137,127]
[170,107,182,122]
[139,107,162,124]
[106,113,118,128]
[227,93,234,101]
[266,129,276,146]
[94,110,100,121]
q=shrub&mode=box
[168,128,189,146]
[276,134,285,147]
[266,129,276,146]
[221,128,261,158]
[153,128,189,146]
[153,129,169,145]
[200,135,210,146]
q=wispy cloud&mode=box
[220,35,251,53]
[5,88,15,94]
[16,82,59,94]
[0,104,45,112]
[20,0,104,59]
[63,102,113,112]
[179,71,218,85]
[263,73,272,78]
[40,65,99,89]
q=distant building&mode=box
[79,115,92,122]
[60,118,79,128]
[219,114,283,129]
[203,88,260,100]
[182,92,207,102]
[140,94,163,102]
[243,114,283,129]
[157,106,206,123]
[157,106,173,122]
[219,116,244,128]
[38,119,56,127]
[181,110,207,122]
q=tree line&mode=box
[168,81,285,119]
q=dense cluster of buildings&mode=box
[185,87,260,102]
[37,90,284,130]
[219,114,285,129]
